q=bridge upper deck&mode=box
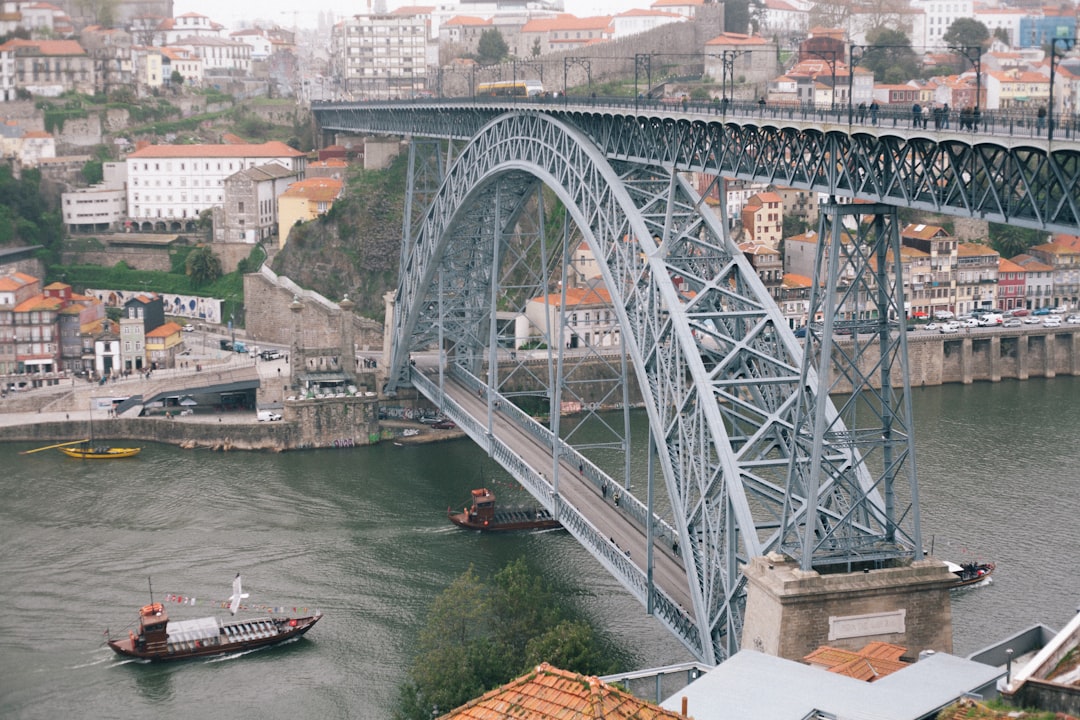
[314,96,1080,234]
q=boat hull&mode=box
[107,614,321,661]
[59,447,141,459]
[952,562,994,588]
[448,509,560,532]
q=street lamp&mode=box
[948,44,983,122]
[634,53,652,109]
[716,49,749,111]
[1047,37,1075,142]
[801,47,839,112]
[562,56,592,101]
[847,45,868,124]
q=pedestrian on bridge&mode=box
[602,480,608,498]
[870,101,879,125]
[912,102,922,129]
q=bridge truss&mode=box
[381,111,922,663]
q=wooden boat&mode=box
[107,575,321,662]
[948,560,994,588]
[448,488,560,532]
[59,445,141,459]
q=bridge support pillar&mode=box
[1017,335,1029,380]
[1071,332,1080,376]
[989,336,1001,382]
[960,337,973,384]
[740,553,954,662]
[1045,334,1057,378]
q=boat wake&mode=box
[203,636,299,663]
[69,652,118,670]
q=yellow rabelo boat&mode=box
[58,444,141,459]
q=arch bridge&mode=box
[314,98,1080,664]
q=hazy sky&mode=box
[173,1,650,30]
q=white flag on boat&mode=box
[229,574,249,615]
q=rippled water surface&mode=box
[1,377,1077,718]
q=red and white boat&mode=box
[107,575,321,661]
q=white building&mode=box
[125,141,306,233]
[173,36,251,74]
[155,12,225,46]
[908,0,975,50]
[331,13,428,99]
[610,9,686,39]
[524,285,621,350]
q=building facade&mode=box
[331,13,427,99]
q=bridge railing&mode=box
[444,364,682,557]
[412,361,707,658]
[322,95,1080,142]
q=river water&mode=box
[1,378,1077,719]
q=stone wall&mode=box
[57,115,103,149]
[244,266,383,351]
[741,554,955,662]
[286,395,381,448]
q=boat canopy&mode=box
[167,616,221,643]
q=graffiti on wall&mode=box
[86,289,223,324]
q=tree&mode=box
[942,18,990,50]
[862,29,922,84]
[783,214,809,238]
[476,29,508,65]
[185,245,222,287]
[992,27,1009,45]
[988,223,1044,259]
[531,37,541,58]
[170,69,184,87]
[395,558,622,720]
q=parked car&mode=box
[1009,308,1030,317]
[1043,319,1062,328]
[1023,316,1042,324]
[978,314,1003,326]
[1033,307,1053,316]
[182,323,195,332]
[260,349,282,361]
[432,420,456,430]
[1002,318,1022,328]
[924,322,939,331]
[257,410,282,422]
[933,310,955,320]
[1066,315,1080,324]
[960,319,979,328]
[939,322,960,334]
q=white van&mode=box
[257,410,282,422]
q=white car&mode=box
[924,322,939,331]
[182,324,195,332]
[1023,316,1042,324]
[1043,319,1062,328]
[961,319,979,328]
[1066,315,1080,324]
[939,322,960,334]
[1002,318,1022,328]
[933,310,955,320]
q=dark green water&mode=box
[1,378,1077,718]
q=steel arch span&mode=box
[386,111,914,664]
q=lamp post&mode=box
[512,58,544,100]
[948,44,983,123]
[802,47,838,112]
[562,56,592,102]
[1047,37,1075,142]
[716,49,749,111]
[634,53,652,109]
[847,45,867,124]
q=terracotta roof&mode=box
[281,177,344,202]
[444,15,491,26]
[901,223,948,240]
[532,286,613,308]
[0,38,86,56]
[14,295,63,312]
[391,5,436,14]
[783,273,812,287]
[1051,233,1080,250]
[786,230,819,244]
[804,642,909,681]
[0,272,39,292]
[1030,241,1080,255]
[651,0,704,6]
[309,159,348,168]
[957,242,999,257]
[129,141,303,159]
[438,663,690,720]
[738,241,780,256]
[146,321,183,338]
[998,257,1025,273]
[706,32,771,46]
[1010,253,1054,271]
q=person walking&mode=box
[912,102,922,129]
[869,101,879,125]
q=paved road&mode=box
[441,373,696,620]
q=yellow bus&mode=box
[476,79,544,98]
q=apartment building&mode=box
[125,141,306,232]
[0,38,94,96]
[331,13,427,99]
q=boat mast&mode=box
[148,576,154,605]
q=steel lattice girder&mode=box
[778,205,922,570]
[313,103,1080,234]
[385,111,889,664]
